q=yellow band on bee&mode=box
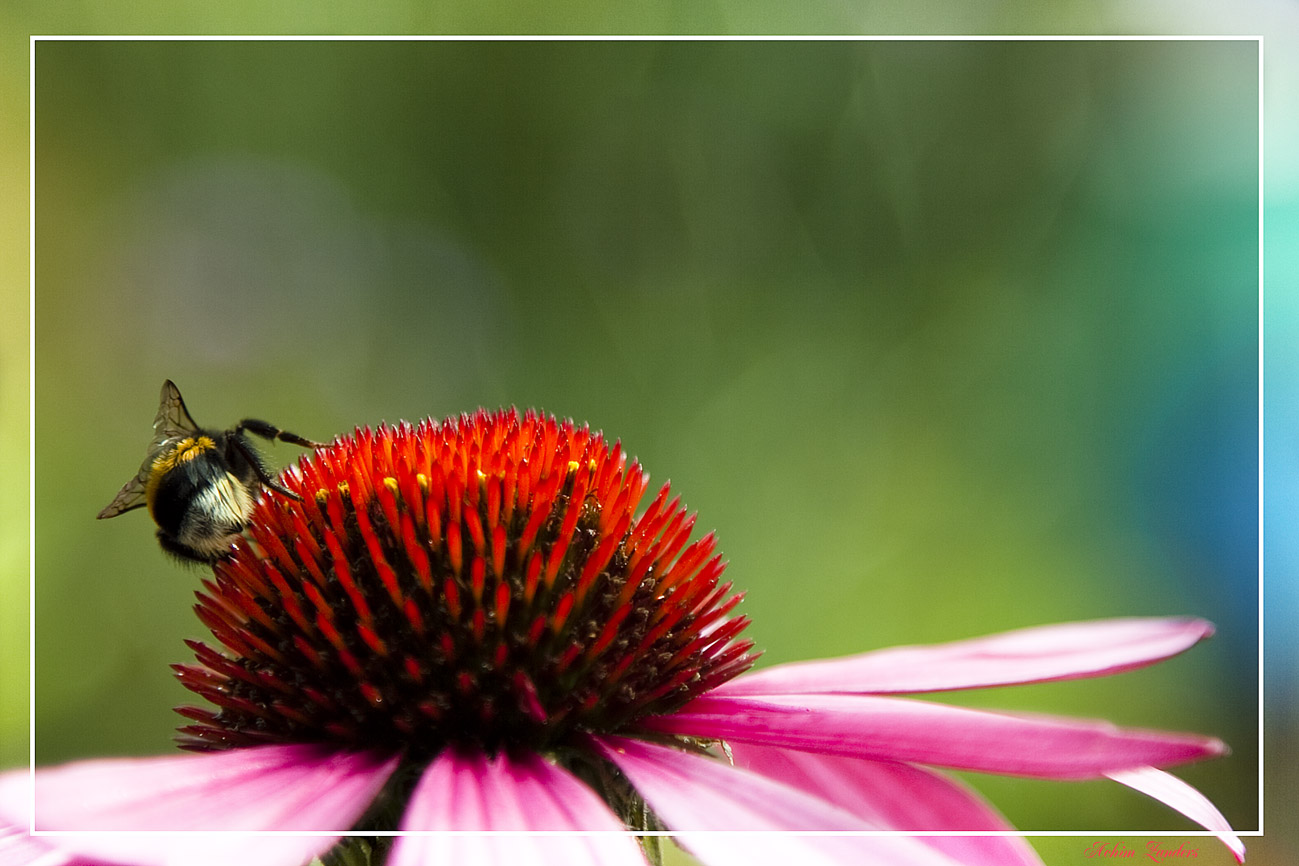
[151,436,217,475]
[145,436,217,513]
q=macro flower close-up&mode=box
[5,408,1244,866]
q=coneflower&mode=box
[4,409,1243,866]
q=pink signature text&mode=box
[1083,841,1200,862]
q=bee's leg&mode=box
[235,418,323,449]
[229,433,303,501]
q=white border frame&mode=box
[27,34,1265,847]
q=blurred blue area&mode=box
[1264,199,1298,684]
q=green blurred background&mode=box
[16,34,1270,865]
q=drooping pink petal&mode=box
[1106,767,1245,863]
[730,743,1043,866]
[17,745,397,866]
[643,694,1225,779]
[590,734,971,866]
[389,747,648,866]
[718,618,1215,696]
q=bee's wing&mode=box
[152,380,201,444]
[99,380,195,520]
[97,466,150,519]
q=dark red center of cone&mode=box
[174,409,756,757]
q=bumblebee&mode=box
[98,380,320,563]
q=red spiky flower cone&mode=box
[174,409,756,758]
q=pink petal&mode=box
[591,734,970,866]
[0,799,113,866]
[19,745,397,866]
[718,618,1215,696]
[643,694,1226,779]
[731,743,1043,866]
[0,830,73,865]
[1,834,117,866]
[389,747,648,866]
[1106,767,1245,863]
[0,774,82,865]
